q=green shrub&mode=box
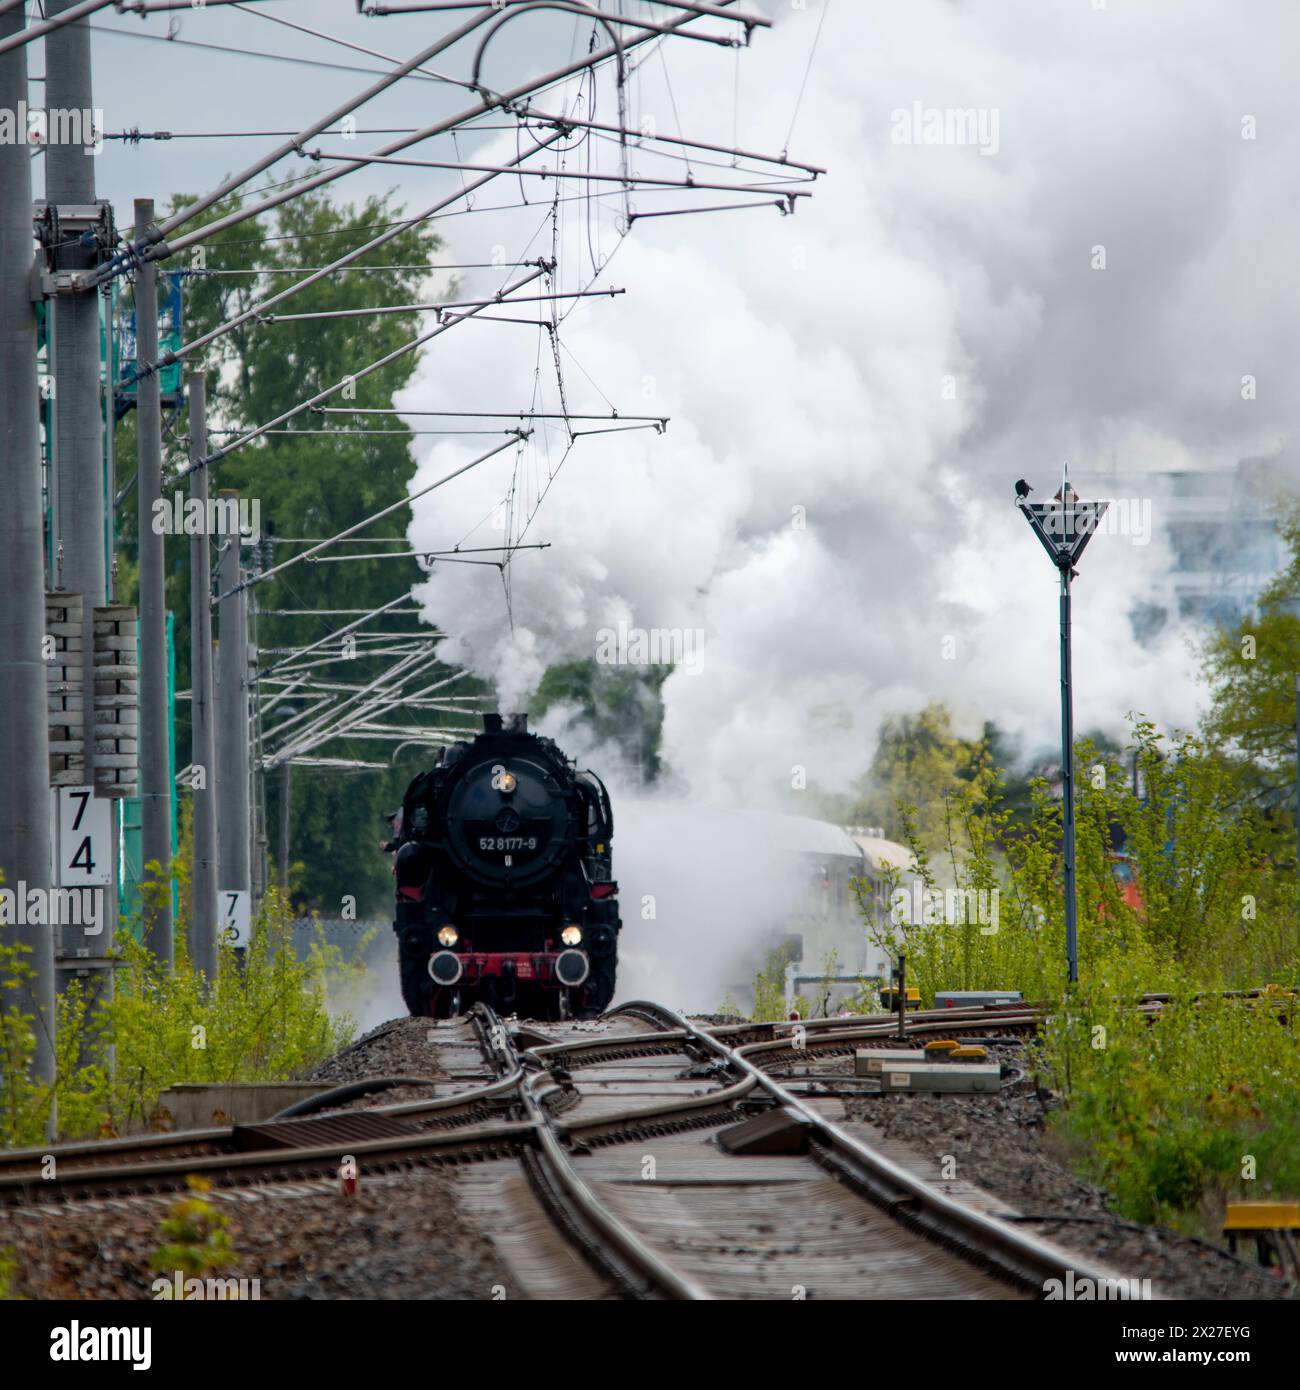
[0,1244,19,1300]
[853,717,1300,1231]
[746,943,809,1022]
[0,940,46,1145]
[1039,968,1300,1229]
[0,884,357,1149]
[149,1176,235,1280]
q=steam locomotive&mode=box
[388,713,620,1019]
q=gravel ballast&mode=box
[2,1017,1291,1301]
[0,1172,514,1301]
[837,1040,1291,1301]
[306,1016,450,1088]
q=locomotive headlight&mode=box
[561,925,582,946]
[437,925,459,947]
[498,771,517,794]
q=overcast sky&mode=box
[37,0,658,217]
[28,0,1300,805]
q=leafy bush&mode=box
[851,716,1300,1232]
[747,943,810,1022]
[0,884,357,1149]
[0,940,46,1145]
[1040,970,1300,1228]
[856,719,1297,1005]
[150,1176,235,1280]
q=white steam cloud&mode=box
[401,0,1299,807]
[607,800,808,1014]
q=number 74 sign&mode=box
[53,786,112,887]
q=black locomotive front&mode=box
[388,713,620,1019]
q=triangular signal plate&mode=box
[1019,499,1108,569]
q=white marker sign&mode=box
[55,786,112,887]
[218,889,251,948]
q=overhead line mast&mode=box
[9,0,824,1007]
[0,1,55,1097]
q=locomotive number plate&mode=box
[478,836,538,852]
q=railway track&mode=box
[0,1003,1037,1192]
[490,1001,1128,1299]
[0,1001,1139,1300]
[0,1012,682,1201]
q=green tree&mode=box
[1202,504,1300,838]
[860,717,1295,1005]
[115,183,480,916]
[531,659,668,783]
[832,700,1127,861]
[840,702,980,846]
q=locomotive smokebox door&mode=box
[445,753,571,888]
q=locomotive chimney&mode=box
[482,712,528,733]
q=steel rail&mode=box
[555,1072,756,1146]
[0,1017,708,1193]
[1,997,1074,1307]
[521,1014,1040,1140]
[0,1005,1038,1192]
[525,1026,690,1060]
[519,1008,1042,1067]
[736,1015,1042,1060]
[611,1001,1145,1298]
[696,1006,1044,1048]
[0,1120,537,1207]
[472,1004,713,1299]
[0,1127,233,1178]
[0,1059,529,1182]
